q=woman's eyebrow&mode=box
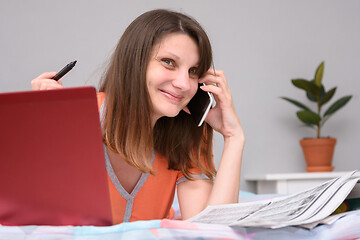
[161,51,180,60]
[159,51,200,66]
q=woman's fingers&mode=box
[199,70,232,106]
[38,72,57,79]
[199,70,228,88]
[199,69,242,138]
[31,72,64,90]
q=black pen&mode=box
[52,60,77,81]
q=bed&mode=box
[1,193,359,240]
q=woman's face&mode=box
[146,33,200,124]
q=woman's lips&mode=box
[160,90,183,102]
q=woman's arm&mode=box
[177,69,245,219]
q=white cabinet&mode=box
[245,171,360,194]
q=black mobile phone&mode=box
[187,83,215,127]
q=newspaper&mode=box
[188,171,360,229]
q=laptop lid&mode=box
[0,87,112,226]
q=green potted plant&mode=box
[281,61,352,172]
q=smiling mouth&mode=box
[160,90,183,102]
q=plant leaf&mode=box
[306,92,317,102]
[292,79,321,97]
[297,110,321,125]
[307,80,325,102]
[281,97,312,111]
[306,79,317,102]
[323,95,352,117]
[314,61,324,87]
[320,87,336,107]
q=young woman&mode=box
[31,9,245,224]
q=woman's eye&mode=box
[189,68,198,77]
[162,59,174,67]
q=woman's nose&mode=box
[172,70,191,91]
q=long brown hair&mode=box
[99,9,215,179]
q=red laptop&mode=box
[0,87,112,226]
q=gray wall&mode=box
[1,0,359,192]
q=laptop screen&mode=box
[0,87,112,226]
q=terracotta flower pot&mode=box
[299,138,336,172]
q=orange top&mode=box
[96,93,209,224]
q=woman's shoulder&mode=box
[96,92,106,110]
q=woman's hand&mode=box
[199,69,244,141]
[196,69,245,206]
[31,72,64,90]
[178,70,245,215]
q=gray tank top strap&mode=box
[100,100,155,222]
